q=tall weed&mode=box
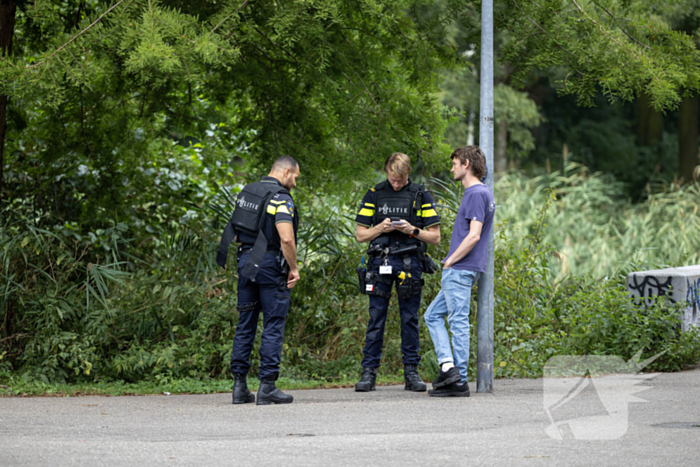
[2,167,699,386]
[497,163,700,280]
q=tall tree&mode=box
[660,0,700,183]
[4,0,700,217]
[0,0,461,224]
[0,0,17,201]
[438,25,543,172]
[637,91,663,147]
[678,93,699,183]
[500,0,700,109]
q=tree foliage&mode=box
[1,0,457,188]
[499,0,700,110]
[2,0,700,389]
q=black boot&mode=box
[256,375,293,405]
[354,367,377,392]
[404,365,427,392]
[232,373,255,404]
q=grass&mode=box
[0,374,407,397]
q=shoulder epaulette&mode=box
[407,182,424,193]
[374,181,387,191]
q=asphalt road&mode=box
[1,369,699,466]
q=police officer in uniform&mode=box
[354,153,441,392]
[216,155,300,405]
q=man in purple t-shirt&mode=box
[424,146,495,397]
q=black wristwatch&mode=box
[412,228,420,237]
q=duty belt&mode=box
[367,243,421,258]
[237,245,282,255]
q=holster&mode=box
[397,281,412,300]
[364,271,391,298]
[397,277,424,300]
[357,265,367,295]
[422,254,439,275]
[277,251,290,275]
[412,277,425,295]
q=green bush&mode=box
[2,168,699,390]
[490,186,700,378]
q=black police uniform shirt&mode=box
[354,179,440,234]
[237,176,296,248]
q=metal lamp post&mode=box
[476,0,494,393]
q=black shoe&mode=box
[428,380,470,397]
[256,376,293,405]
[354,367,377,392]
[404,365,427,392]
[232,373,255,404]
[431,366,461,389]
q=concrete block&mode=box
[627,265,700,331]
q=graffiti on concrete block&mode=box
[687,278,700,309]
[628,275,676,307]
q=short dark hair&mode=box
[272,155,299,172]
[451,146,486,180]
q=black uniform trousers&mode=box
[361,254,423,368]
[230,251,291,380]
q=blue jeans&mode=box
[424,268,480,382]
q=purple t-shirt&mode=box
[445,183,495,273]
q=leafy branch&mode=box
[26,0,132,70]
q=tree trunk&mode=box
[638,91,663,147]
[494,118,507,174]
[0,0,18,202]
[678,94,699,184]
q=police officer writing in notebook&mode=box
[216,156,300,405]
[354,153,441,392]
